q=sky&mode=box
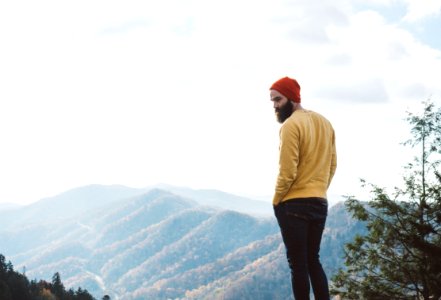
[1,0,440,205]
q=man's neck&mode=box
[293,102,303,112]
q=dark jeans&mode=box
[274,198,330,300]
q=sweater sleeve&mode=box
[272,122,299,205]
[328,130,337,187]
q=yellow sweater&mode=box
[273,109,337,205]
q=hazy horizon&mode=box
[1,0,440,205]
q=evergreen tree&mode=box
[0,280,12,300]
[331,100,441,299]
[75,287,95,300]
[6,272,32,300]
[0,254,96,300]
[0,255,7,277]
[52,272,65,299]
[0,255,32,300]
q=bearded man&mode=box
[270,76,337,300]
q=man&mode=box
[270,76,337,300]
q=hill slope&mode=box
[0,185,361,299]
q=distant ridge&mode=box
[0,184,363,299]
[0,202,22,211]
[0,184,148,229]
[152,183,272,216]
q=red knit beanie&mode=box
[270,77,301,103]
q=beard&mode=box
[275,100,294,123]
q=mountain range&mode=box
[0,184,363,299]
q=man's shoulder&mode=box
[309,110,333,126]
[284,110,333,130]
[308,109,326,119]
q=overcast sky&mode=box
[1,0,440,205]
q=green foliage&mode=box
[331,100,441,300]
[0,280,13,300]
[0,254,97,300]
[52,272,65,299]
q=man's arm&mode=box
[272,122,299,205]
[328,130,337,187]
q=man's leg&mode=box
[275,202,311,300]
[308,200,329,300]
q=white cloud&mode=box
[316,77,389,103]
[310,9,441,103]
[0,0,440,204]
[403,0,441,21]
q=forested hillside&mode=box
[0,254,96,300]
[0,185,362,299]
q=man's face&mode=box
[270,90,293,123]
